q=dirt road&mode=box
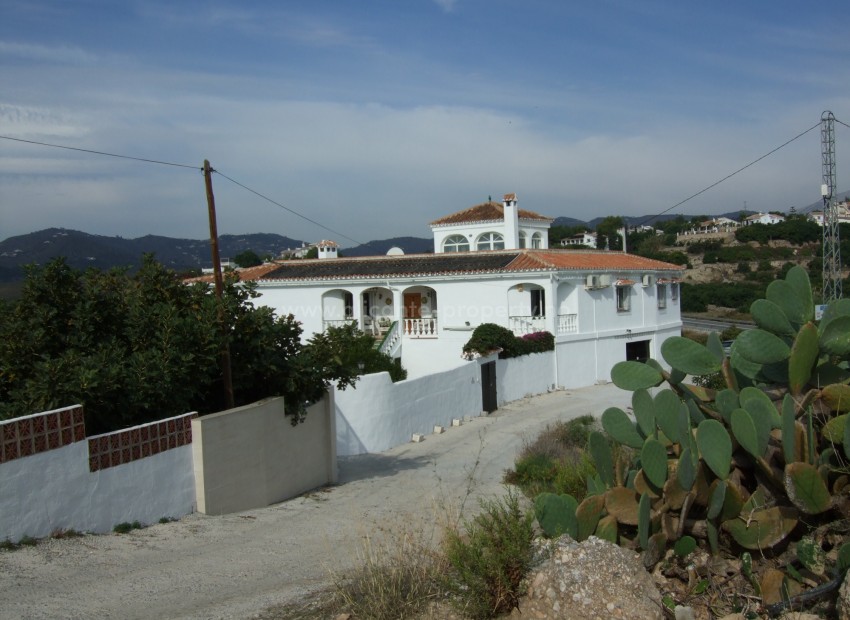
[0,383,629,620]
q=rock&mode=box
[511,535,663,620]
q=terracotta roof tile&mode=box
[193,249,686,283]
[430,201,552,226]
[185,262,283,285]
[503,251,684,272]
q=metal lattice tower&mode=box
[821,110,843,302]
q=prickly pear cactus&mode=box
[532,266,850,607]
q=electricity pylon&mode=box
[821,111,843,302]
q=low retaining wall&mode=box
[191,395,336,515]
[0,406,196,541]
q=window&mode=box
[476,232,504,251]
[616,285,630,312]
[671,283,679,302]
[344,292,354,319]
[531,289,545,317]
[518,231,527,249]
[531,232,543,249]
[656,284,667,310]
[443,234,470,252]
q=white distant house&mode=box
[742,212,785,226]
[809,201,850,226]
[208,194,684,386]
[560,232,598,248]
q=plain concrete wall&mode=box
[0,414,195,541]
[334,362,483,456]
[191,395,336,515]
[497,351,555,404]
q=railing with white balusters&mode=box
[508,315,546,335]
[379,320,402,356]
[403,318,438,338]
[322,318,357,331]
[557,314,578,334]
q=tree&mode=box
[0,256,361,433]
[595,216,624,251]
[233,250,262,268]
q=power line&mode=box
[835,117,850,130]
[211,169,365,247]
[1,133,366,246]
[0,134,201,170]
[635,121,821,227]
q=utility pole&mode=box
[203,160,235,409]
[820,111,843,302]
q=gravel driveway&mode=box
[0,383,629,620]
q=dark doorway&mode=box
[481,361,497,413]
[626,339,650,363]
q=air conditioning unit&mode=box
[585,274,600,289]
[599,274,612,287]
[642,274,655,287]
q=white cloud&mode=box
[0,40,98,65]
[433,0,458,12]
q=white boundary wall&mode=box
[335,353,558,456]
[335,362,483,456]
[0,433,194,541]
[191,396,336,515]
[496,351,555,405]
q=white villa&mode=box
[742,212,785,226]
[560,232,598,249]
[220,194,684,387]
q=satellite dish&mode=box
[386,246,404,256]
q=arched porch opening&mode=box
[401,285,438,337]
[361,287,395,336]
[321,289,355,331]
[507,283,546,335]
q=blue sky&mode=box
[2,0,850,246]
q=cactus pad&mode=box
[734,328,791,365]
[661,336,722,376]
[721,505,799,550]
[784,462,831,514]
[533,493,578,539]
[610,360,663,391]
[696,419,732,480]
[601,407,644,449]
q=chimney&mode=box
[502,193,519,250]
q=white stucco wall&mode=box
[335,363,483,456]
[192,396,336,515]
[0,431,195,541]
[496,352,556,404]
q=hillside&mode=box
[0,229,306,281]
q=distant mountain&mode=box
[0,228,306,282]
[551,216,588,228]
[342,236,433,257]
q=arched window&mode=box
[531,232,543,249]
[518,231,527,248]
[476,232,504,251]
[443,234,470,252]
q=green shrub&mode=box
[442,491,535,619]
[113,521,142,534]
[504,416,600,501]
[463,324,554,359]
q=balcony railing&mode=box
[404,318,437,338]
[323,318,356,331]
[557,313,578,334]
[509,315,546,335]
